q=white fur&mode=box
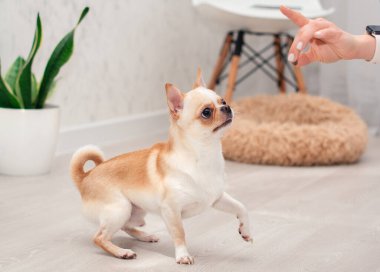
[164,139,225,218]
[72,145,105,162]
[196,87,219,104]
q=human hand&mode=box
[280,6,376,66]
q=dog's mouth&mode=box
[213,118,232,132]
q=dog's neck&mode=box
[168,123,223,162]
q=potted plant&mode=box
[0,7,89,176]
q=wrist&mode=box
[354,34,376,61]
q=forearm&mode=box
[354,34,376,61]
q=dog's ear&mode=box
[192,67,206,89]
[165,83,184,117]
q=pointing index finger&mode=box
[280,5,309,27]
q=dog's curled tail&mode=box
[70,145,105,189]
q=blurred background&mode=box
[0,0,379,132]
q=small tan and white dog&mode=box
[70,69,252,265]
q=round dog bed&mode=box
[222,94,368,166]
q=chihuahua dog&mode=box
[70,69,252,265]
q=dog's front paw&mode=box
[120,249,137,259]
[239,223,253,243]
[176,255,194,265]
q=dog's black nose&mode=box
[221,105,232,116]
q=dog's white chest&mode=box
[168,151,225,218]
[183,172,224,218]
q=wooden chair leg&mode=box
[274,35,286,94]
[225,55,241,103]
[224,31,244,103]
[208,32,233,91]
[293,66,307,94]
[287,36,307,94]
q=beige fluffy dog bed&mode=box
[222,94,368,166]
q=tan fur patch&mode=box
[78,140,174,202]
[197,103,215,126]
[154,142,170,179]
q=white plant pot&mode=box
[0,105,60,176]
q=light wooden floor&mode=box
[1,133,380,272]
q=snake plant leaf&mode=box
[5,56,26,94]
[16,14,42,109]
[46,79,57,100]
[0,60,22,108]
[35,7,89,109]
[31,73,38,105]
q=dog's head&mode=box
[165,69,233,139]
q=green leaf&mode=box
[0,60,22,108]
[16,14,42,109]
[31,73,38,104]
[78,7,89,24]
[35,7,89,109]
[46,79,57,100]
[5,56,26,94]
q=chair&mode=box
[192,0,335,102]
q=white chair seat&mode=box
[193,0,334,32]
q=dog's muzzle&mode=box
[220,105,232,118]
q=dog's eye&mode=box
[221,99,226,105]
[201,108,212,119]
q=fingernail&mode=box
[288,53,295,62]
[296,41,303,51]
[315,31,322,38]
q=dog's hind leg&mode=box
[124,204,147,227]
[122,205,159,243]
[92,198,137,259]
[123,227,159,243]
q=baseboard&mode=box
[57,109,169,154]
